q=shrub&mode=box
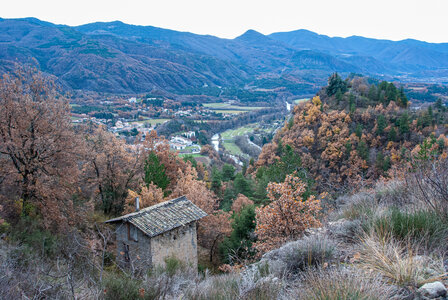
[187,273,240,300]
[284,236,336,272]
[339,192,377,221]
[367,208,448,251]
[328,219,362,243]
[0,219,10,234]
[263,236,337,276]
[242,278,281,300]
[295,267,394,300]
[374,180,408,205]
[187,267,282,300]
[9,217,60,258]
[254,174,321,254]
[406,158,448,215]
[104,274,141,300]
[164,256,183,277]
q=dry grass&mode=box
[338,192,378,221]
[359,232,446,287]
[186,271,282,300]
[294,266,395,300]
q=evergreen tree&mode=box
[220,205,256,263]
[221,187,236,211]
[355,124,363,138]
[326,73,348,96]
[357,140,369,161]
[222,164,236,181]
[211,167,223,196]
[349,94,356,113]
[375,152,385,171]
[345,141,352,158]
[144,152,170,191]
[335,89,343,105]
[398,112,410,135]
[435,98,444,111]
[368,85,378,102]
[253,173,269,204]
[376,114,387,136]
[388,127,398,142]
[428,105,434,125]
[233,173,253,197]
[383,156,391,172]
[183,155,198,169]
[398,86,408,107]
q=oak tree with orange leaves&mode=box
[0,68,84,229]
[254,174,322,254]
[171,164,231,262]
[85,126,142,215]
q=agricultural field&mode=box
[222,140,244,156]
[214,109,248,114]
[130,118,170,125]
[221,125,257,139]
[70,116,82,122]
[220,123,263,158]
[178,153,204,158]
[203,102,265,114]
[293,98,309,104]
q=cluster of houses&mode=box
[169,131,201,153]
[110,120,153,135]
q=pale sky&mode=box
[2,0,448,43]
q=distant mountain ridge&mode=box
[269,30,448,69]
[0,17,447,94]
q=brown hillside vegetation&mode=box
[1,69,448,299]
[256,74,448,193]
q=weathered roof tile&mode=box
[106,196,207,237]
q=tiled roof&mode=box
[105,196,207,237]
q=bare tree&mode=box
[407,158,448,215]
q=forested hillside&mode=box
[256,73,447,193]
[1,17,448,95]
[0,69,447,299]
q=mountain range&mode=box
[0,17,447,95]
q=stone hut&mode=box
[106,196,207,271]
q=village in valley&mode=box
[69,92,295,163]
[2,6,448,299]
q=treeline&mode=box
[256,73,448,193]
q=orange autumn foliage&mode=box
[254,174,322,254]
[231,194,254,214]
[171,164,231,261]
[123,183,164,214]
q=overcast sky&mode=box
[2,0,448,43]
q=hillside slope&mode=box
[1,18,448,94]
[255,75,448,192]
[0,18,251,94]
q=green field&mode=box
[221,125,256,139]
[130,118,170,125]
[213,109,248,114]
[178,153,204,158]
[220,124,263,157]
[204,103,265,114]
[294,98,309,104]
[222,141,244,156]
